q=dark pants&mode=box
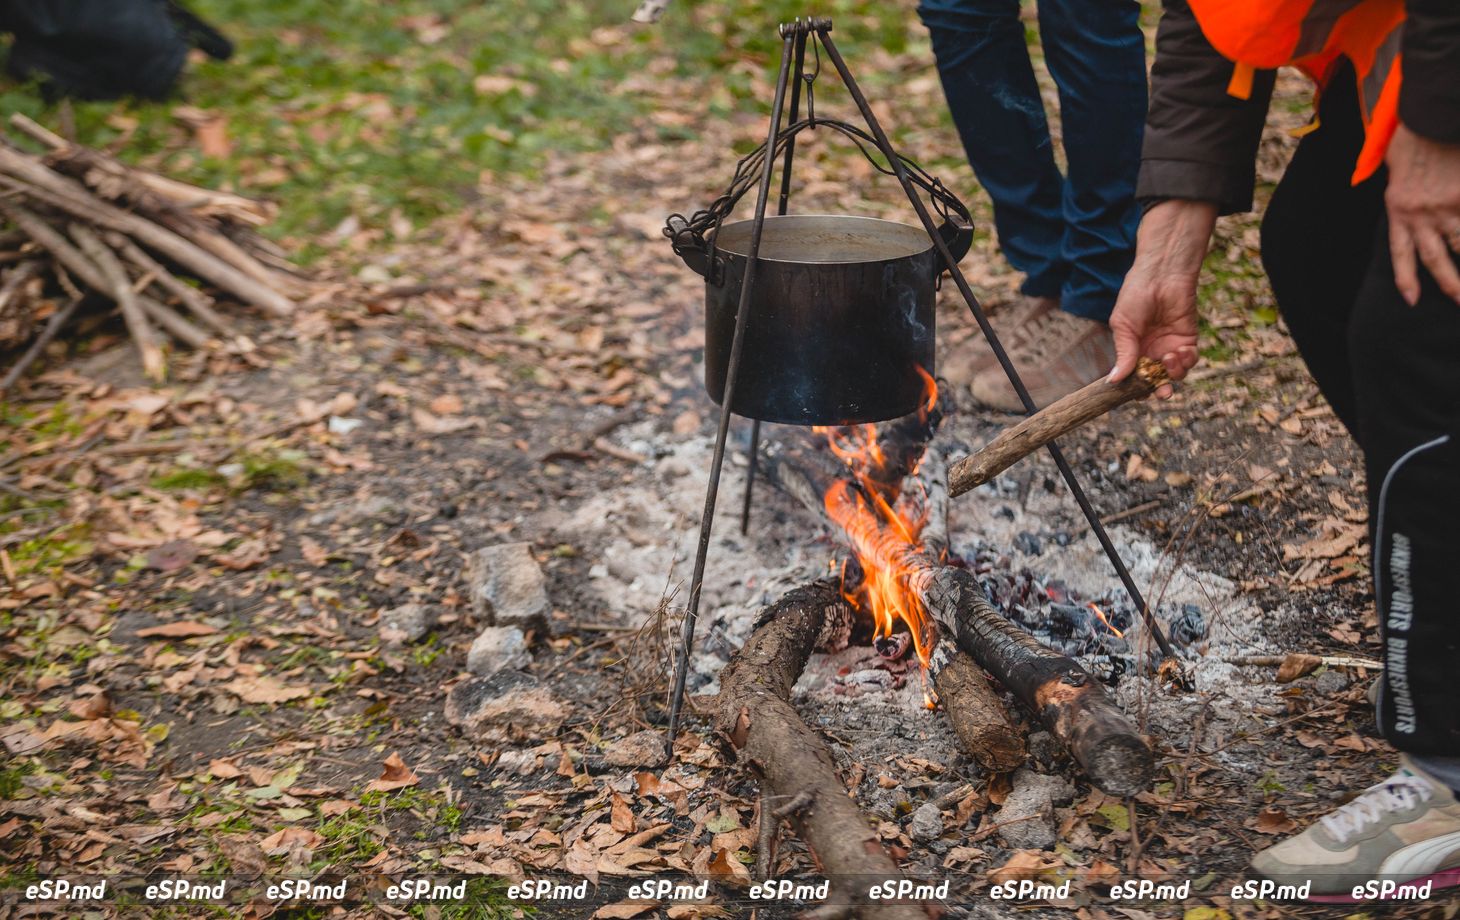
[917,0,1145,321]
[1262,65,1460,763]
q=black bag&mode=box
[0,0,232,101]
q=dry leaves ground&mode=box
[0,3,1446,920]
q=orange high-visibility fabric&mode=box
[1187,0,1405,183]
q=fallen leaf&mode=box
[366,751,420,792]
[610,793,635,834]
[429,393,463,415]
[221,675,311,704]
[1251,806,1298,835]
[145,540,199,573]
[207,759,241,779]
[260,826,324,855]
[412,408,476,434]
[136,621,219,639]
[1275,652,1322,683]
[593,900,659,919]
[300,537,329,567]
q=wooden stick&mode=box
[716,582,927,920]
[949,357,1171,497]
[105,232,229,335]
[0,202,202,353]
[9,113,273,226]
[929,644,1025,771]
[0,259,43,319]
[0,294,83,394]
[70,224,165,379]
[0,147,294,316]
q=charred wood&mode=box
[716,581,927,920]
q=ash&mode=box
[544,403,1294,776]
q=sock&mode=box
[1409,755,1460,796]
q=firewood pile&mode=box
[0,114,302,390]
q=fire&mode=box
[816,367,940,669]
[1088,602,1125,639]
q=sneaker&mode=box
[968,308,1116,412]
[942,295,1059,389]
[1249,756,1460,902]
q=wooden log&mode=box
[948,357,1170,497]
[70,224,166,379]
[928,644,1024,771]
[10,113,274,226]
[716,581,926,920]
[912,561,1154,797]
[106,232,230,336]
[0,146,294,316]
[760,444,1154,796]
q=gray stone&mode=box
[444,670,565,742]
[494,749,544,775]
[307,495,404,529]
[908,802,944,844]
[466,626,529,676]
[379,603,437,645]
[603,730,663,768]
[1312,668,1352,696]
[466,543,549,627]
[994,768,1075,850]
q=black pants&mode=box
[1261,63,1460,760]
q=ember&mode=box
[816,367,940,667]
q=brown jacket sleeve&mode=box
[1400,0,1460,145]
[1136,0,1276,214]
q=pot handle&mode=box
[665,214,721,283]
[936,216,973,271]
[664,118,976,278]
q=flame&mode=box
[1088,602,1125,639]
[817,368,939,669]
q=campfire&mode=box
[817,366,941,671]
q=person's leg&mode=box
[917,0,1068,299]
[1249,68,1460,900]
[1351,223,1460,768]
[1035,0,1145,322]
[1259,63,1384,435]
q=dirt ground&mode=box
[2,21,1451,920]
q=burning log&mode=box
[948,357,1169,496]
[760,442,1155,797]
[928,644,1024,771]
[716,581,928,920]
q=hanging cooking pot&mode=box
[666,119,973,426]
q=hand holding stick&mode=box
[950,357,1171,497]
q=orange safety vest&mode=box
[1188,0,1405,184]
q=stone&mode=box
[466,626,529,676]
[307,495,404,529]
[494,749,544,775]
[378,603,437,645]
[994,768,1075,850]
[908,802,944,843]
[1312,668,1352,696]
[444,670,565,742]
[603,730,663,768]
[466,542,549,627]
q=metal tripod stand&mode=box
[664,17,1177,761]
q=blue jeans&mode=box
[918,0,1145,321]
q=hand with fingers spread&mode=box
[1107,199,1219,396]
[1385,124,1460,305]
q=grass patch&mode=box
[0,0,921,251]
